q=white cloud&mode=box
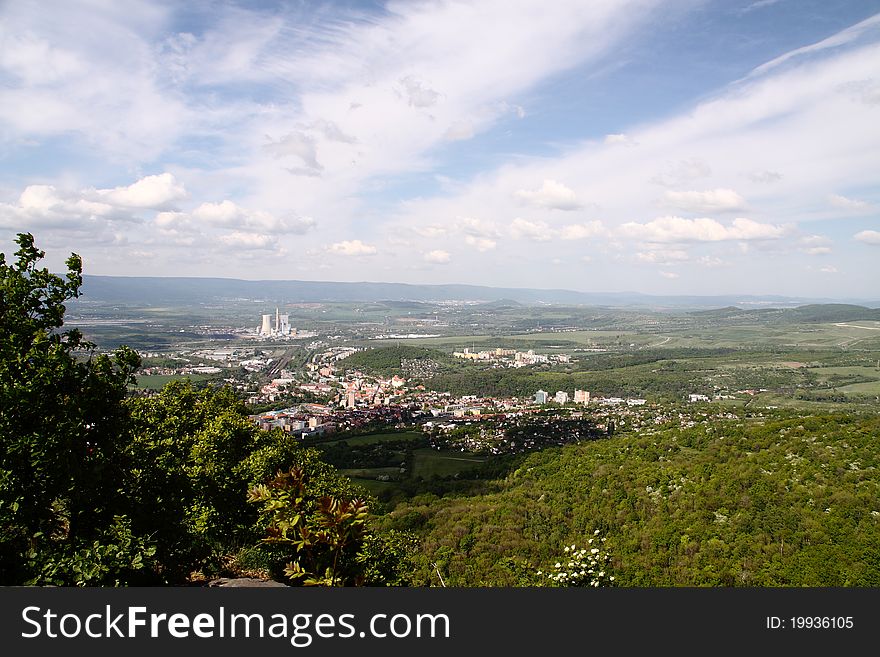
[510,218,551,241]
[154,211,190,229]
[829,194,873,212]
[514,179,583,210]
[263,132,323,176]
[424,249,451,264]
[0,183,132,236]
[746,170,783,184]
[696,255,724,267]
[636,249,689,264]
[91,173,187,209]
[748,13,880,79]
[559,221,605,240]
[414,225,448,239]
[739,0,782,14]
[819,265,838,273]
[661,188,747,213]
[854,230,880,245]
[464,235,497,251]
[397,76,442,108]
[659,271,679,279]
[191,201,315,234]
[620,216,790,243]
[444,120,475,141]
[192,200,244,226]
[799,234,832,255]
[328,239,377,256]
[455,217,501,238]
[604,133,634,146]
[218,231,277,250]
[650,158,711,187]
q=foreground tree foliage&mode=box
[0,234,142,583]
[248,467,415,586]
[0,234,410,585]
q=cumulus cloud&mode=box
[659,271,679,279]
[91,173,187,209]
[414,225,448,239]
[696,255,725,267]
[455,217,501,238]
[509,218,551,241]
[154,211,191,230]
[829,194,873,212]
[559,221,605,240]
[819,265,838,273]
[218,231,277,250]
[192,200,244,226]
[328,239,377,256]
[636,249,689,264]
[800,234,832,255]
[424,249,451,264]
[0,183,136,238]
[191,201,316,234]
[620,216,790,243]
[464,235,497,251]
[514,179,583,210]
[854,230,880,245]
[660,188,747,213]
[0,173,190,238]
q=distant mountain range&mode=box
[76,275,880,311]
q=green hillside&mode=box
[341,345,456,376]
[383,412,880,586]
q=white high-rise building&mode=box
[534,390,548,404]
[279,313,290,335]
[555,391,569,404]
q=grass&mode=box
[410,448,488,479]
[321,430,423,447]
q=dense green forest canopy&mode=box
[382,412,880,586]
[340,345,456,375]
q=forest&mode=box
[380,411,880,586]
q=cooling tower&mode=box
[260,314,272,336]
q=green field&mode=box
[410,448,488,479]
[321,430,423,447]
[337,445,488,492]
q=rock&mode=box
[207,577,287,588]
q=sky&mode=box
[1,0,879,298]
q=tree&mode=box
[0,233,141,583]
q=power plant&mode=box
[258,307,295,337]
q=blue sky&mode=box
[1,0,879,297]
